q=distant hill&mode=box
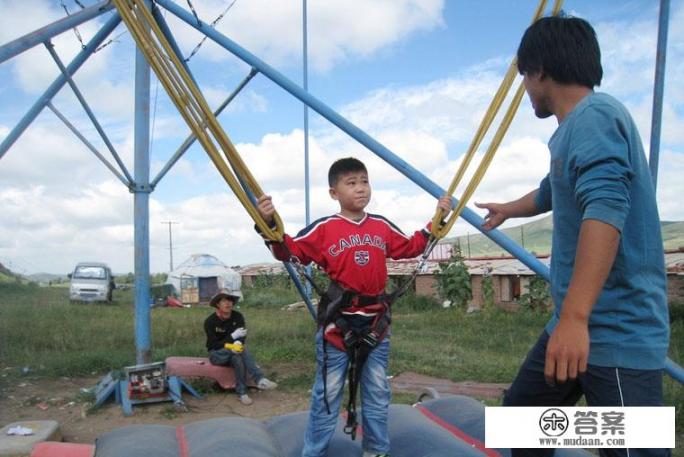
[0,262,28,283]
[445,215,684,257]
[27,273,68,284]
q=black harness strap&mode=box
[343,339,372,439]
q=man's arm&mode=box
[476,188,546,230]
[545,219,620,384]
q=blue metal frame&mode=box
[0,14,122,161]
[649,0,670,189]
[44,41,133,184]
[151,68,259,188]
[45,102,130,187]
[0,0,114,65]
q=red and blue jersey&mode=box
[266,212,430,315]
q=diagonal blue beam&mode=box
[46,101,130,187]
[151,67,259,188]
[0,14,122,161]
[44,41,133,184]
[0,0,114,65]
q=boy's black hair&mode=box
[328,157,367,187]
[517,16,602,88]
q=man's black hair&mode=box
[328,157,367,187]
[517,16,602,88]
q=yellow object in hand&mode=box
[225,341,244,353]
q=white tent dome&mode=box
[166,254,241,304]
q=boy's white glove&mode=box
[231,327,247,339]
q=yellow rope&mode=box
[112,0,285,242]
[430,0,564,240]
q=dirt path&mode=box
[0,376,311,444]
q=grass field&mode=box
[1,281,682,443]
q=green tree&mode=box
[435,246,472,308]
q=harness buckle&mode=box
[361,330,379,348]
[344,411,358,440]
[343,330,356,350]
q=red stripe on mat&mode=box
[176,425,190,457]
[30,442,94,457]
[415,405,501,457]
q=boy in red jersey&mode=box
[257,157,451,457]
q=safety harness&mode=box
[316,281,392,440]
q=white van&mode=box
[69,262,116,302]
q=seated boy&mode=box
[256,157,451,457]
[204,288,277,405]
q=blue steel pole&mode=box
[0,14,122,161]
[133,2,152,365]
[665,358,684,384]
[648,0,682,383]
[302,0,313,300]
[285,263,317,318]
[303,0,310,227]
[648,0,670,190]
[157,0,548,279]
[0,0,114,64]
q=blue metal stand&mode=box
[92,372,201,416]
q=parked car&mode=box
[69,262,116,302]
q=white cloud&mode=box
[163,0,445,71]
[655,149,684,222]
[202,85,268,114]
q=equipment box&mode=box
[123,362,170,404]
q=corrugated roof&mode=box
[239,253,682,277]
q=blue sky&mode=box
[0,0,682,274]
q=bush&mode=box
[519,276,550,311]
[435,248,472,308]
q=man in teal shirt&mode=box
[477,16,670,457]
